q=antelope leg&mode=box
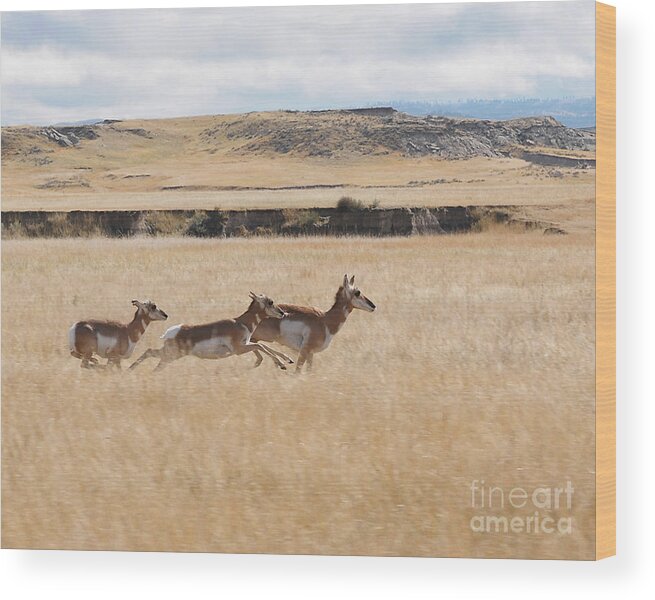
[256,342,294,364]
[252,349,264,368]
[129,347,161,370]
[295,348,311,373]
[236,343,287,370]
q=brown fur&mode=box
[70,301,168,369]
[252,278,375,372]
[129,295,294,371]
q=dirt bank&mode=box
[1,205,562,239]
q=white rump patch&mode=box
[68,323,78,353]
[161,324,183,340]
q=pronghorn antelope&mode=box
[69,300,168,369]
[251,274,376,372]
[129,292,294,371]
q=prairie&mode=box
[1,152,594,213]
[1,232,595,558]
[0,167,594,213]
[1,110,594,211]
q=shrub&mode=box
[470,209,505,233]
[2,213,103,238]
[254,226,274,237]
[184,210,227,237]
[233,224,251,238]
[140,211,185,236]
[336,196,366,211]
[65,213,104,237]
[2,218,30,238]
[282,208,323,232]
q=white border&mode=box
[1,0,653,598]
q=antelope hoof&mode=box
[279,364,287,371]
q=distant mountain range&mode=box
[381,98,595,129]
[26,99,594,129]
[50,118,105,127]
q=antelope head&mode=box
[342,274,376,312]
[249,291,287,319]
[132,299,168,321]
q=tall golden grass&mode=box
[1,233,595,558]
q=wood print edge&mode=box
[595,1,616,560]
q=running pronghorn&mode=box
[251,275,376,372]
[69,299,168,369]
[129,292,294,371]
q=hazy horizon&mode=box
[0,96,596,129]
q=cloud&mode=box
[1,2,595,125]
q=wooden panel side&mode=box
[595,1,616,560]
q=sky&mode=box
[0,2,596,125]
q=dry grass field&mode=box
[0,167,595,213]
[1,232,595,558]
[1,153,595,213]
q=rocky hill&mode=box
[212,109,594,159]
[1,108,596,205]
[3,108,594,162]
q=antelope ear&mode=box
[343,274,349,288]
[131,300,141,307]
[349,275,355,285]
[249,291,257,300]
